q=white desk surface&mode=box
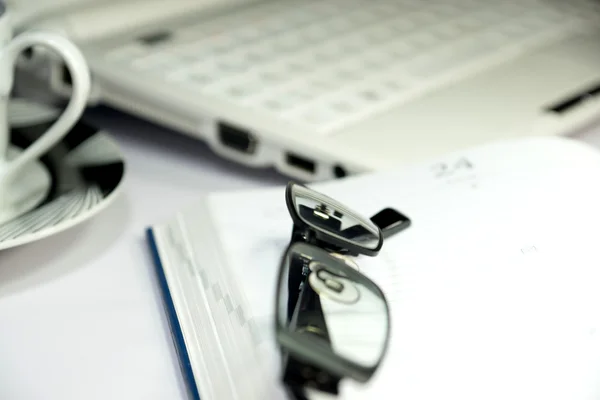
[1,107,600,400]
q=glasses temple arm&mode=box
[369,208,411,239]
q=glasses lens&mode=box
[276,243,389,377]
[289,184,381,251]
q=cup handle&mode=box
[2,31,91,179]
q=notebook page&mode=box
[191,137,600,399]
[204,137,600,320]
[338,176,600,400]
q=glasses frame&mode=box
[276,182,411,399]
[285,182,384,256]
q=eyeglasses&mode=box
[275,182,411,399]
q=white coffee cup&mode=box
[0,7,91,225]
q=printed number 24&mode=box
[432,157,473,178]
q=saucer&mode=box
[0,145,52,225]
[0,98,126,251]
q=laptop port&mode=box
[286,152,316,174]
[333,165,347,178]
[218,122,256,154]
[545,81,600,114]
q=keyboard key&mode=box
[306,78,340,96]
[372,3,404,15]
[346,11,378,25]
[271,34,304,53]
[261,98,287,112]
[105,45,146,62]
[257,69,289,85]
[520,14,555,32]
[186,71,216,86]
[327,17,354,32]
[329,100,358,114]
[364,25,396,44]
[494,21,538,41]
[221,81,263,98]
[431,4,463,18]
[387,41,417,60]
[283,10,316,26]
[284,60,314,74]
[381,19,409,36]
[242,47,272,63]
[336,34,370,53]
[260,93,306,112]
[403,37,494,79]
[298,105,340,126]
[535,8,568,24]
[377,78,407,93]
[360,50,395,70]
[356,88,387,103]
[311,49,339,64]
[409,11,440,25]
[216,58,248,74]
[301,25,330,41]
[285,88,316,103]
[232,26,264,42]
[469,9,506,25]
[131,54,180,70]
[199,35,237,55]
[334,65,364,81]
[406,31,442,50]
[319,68,362,89]
[432,23,463,40]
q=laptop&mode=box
[9,0,600,180]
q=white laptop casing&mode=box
[10,0,600,180]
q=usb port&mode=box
[545,81,600,114]
[286,152,316,174]
[218,122,256,154]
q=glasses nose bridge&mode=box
[314,203,330,214]
[329,252,360,270]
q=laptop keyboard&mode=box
[104,0,600,134]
